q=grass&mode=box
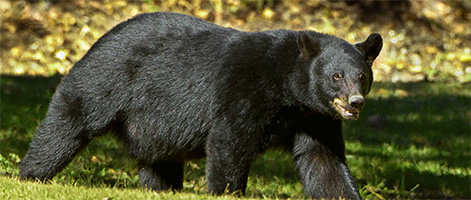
[0,176,243,200]
[1,75,470,199]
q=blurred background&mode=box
[0,0,470,82]
[0,1,470,199]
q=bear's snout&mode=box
[332,96,364,121]
[348,95,364,110]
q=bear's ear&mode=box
[355,33,383,66]
[297,32,320,60]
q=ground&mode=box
[1,75,469,199]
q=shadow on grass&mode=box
[1,75,470,198]
[1,75,63,155]
[344,82,470,198]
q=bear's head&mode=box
[291,32,382,120]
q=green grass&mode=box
[0,176,246,200]
[1,75,470,199]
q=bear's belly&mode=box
[124,129,208,163]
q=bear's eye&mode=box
[333,73,343,81]
[358,72,367,80]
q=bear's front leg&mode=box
[205,130,260,196]
[293,121,361,199]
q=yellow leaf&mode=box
[76,40,91,51]
[115,0,127,7]
[459,54,471,63]
[62,12,76,25]
[55,50,69,61]
[425,46,438,54]
[127,5,140,16]
[409,65,422,73]
[290,5,301,14]
[106,4,113,15]
[410,53,422,65]
[262,8,275,20]
[10,46,23,58]
[195,10,209,20]
[445,53,456,60]
[177,0,190,8]
[32,52,46,63]
[91,156,99,163]
[45,35,64,47]
[376,88,390,96]
[395,89,408,97]
[396,60,406,70]
[13,64,25,75]
[0,1,11,12]
[347,33,357,42]
[108,168,116,174]
[80,25,90,36]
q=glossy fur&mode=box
[20,12,382,199]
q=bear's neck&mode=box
[261,30,304,107]
[216,30,305,127]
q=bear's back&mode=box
[55,13,301,159]
[63,12,238,107]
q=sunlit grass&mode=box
[0,176,242,200]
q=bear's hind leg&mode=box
[20,91,115,182]
[139,161,184,191]
[19,112,92,181]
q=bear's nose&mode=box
[348,95,364,109]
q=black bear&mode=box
[20,12,382,199]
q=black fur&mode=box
[19,12,382,199]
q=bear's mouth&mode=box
[332,98,361,121]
